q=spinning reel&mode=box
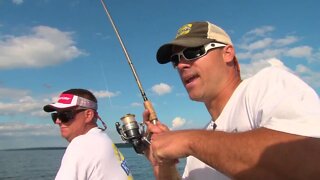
[115,114,150,154]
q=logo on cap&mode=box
[57,94,74,104]
[176,24,192,38]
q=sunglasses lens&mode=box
[183,46,205,60]
[59,112,72,123]
[51,113,58,123]
[51,111,74,124]
[171,54,180,67]
[170,44,216,68]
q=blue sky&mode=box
[0,0,319,150]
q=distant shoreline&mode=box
[1,143,132,151]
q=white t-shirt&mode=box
[55,127,133,180]
[182,66,320,180]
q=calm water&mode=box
[0,148,186,180]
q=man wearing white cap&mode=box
[143,21,320,179]
[44,88,133,180]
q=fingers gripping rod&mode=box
[100,0,157,124]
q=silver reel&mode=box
[115,114,150,154]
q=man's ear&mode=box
[84,109,95,123]
[223,45,236,63]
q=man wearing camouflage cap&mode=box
[143,21,320,179]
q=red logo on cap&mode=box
[58,94,74,104]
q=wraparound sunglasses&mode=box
[170,42,226,68]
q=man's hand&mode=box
[143,109,181,180]
[143,109,191,163]
[143,109,170,166]
[151,130,192,162]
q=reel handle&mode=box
[144,100,158,125]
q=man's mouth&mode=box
[183,74,199,86]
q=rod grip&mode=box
[144,100,158,124]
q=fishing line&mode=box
[97,59,113,108]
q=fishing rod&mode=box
[100,0,157,154]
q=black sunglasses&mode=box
[51,109,86,124]
[170,42,226,68]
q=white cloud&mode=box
[130,102,142,107]
[0,26,86,69]
[171,117,186,130]
[92,90,120,98]
[295,64,309,73]
[246,26,275,37]
[285,46,313,58]
[0,92,41,113]
[238,45,316,63]
[275,36,299,47]
[240,38,273,51]
[236,51,252,60]
[12,0,23,5]
[0,122,58,137]
[237,25,318,63]
[0,87,29,100]
[249,48,285,61]
[313,49,320,62]
[0,96,45,116]
[151,83,172,95]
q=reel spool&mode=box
[115,114,149,154]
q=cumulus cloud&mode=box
[0,26,86,69]
[285,46,313,58]
[0,88,45,116]
[92,90,120,98]
[250,49,285,60]
[0,122,58,137]
[237,30,320,65]
[240,38,273,51]
[130,102,142,107]
[12,0,23,5]
[171,117,186,130]
[151,83,172,95]
[246,26,275,37]
[275,36,299,47]
[0,96,46,116]
[0,87,29,100]
[237,25,320,64]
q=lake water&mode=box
[0,148,186,180]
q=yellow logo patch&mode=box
[112,144,133,179]
[176,24,192,38]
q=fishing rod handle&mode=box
[144,100,158,124]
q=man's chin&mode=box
[188,94,202,102]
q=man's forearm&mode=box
[189,128,320,179]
